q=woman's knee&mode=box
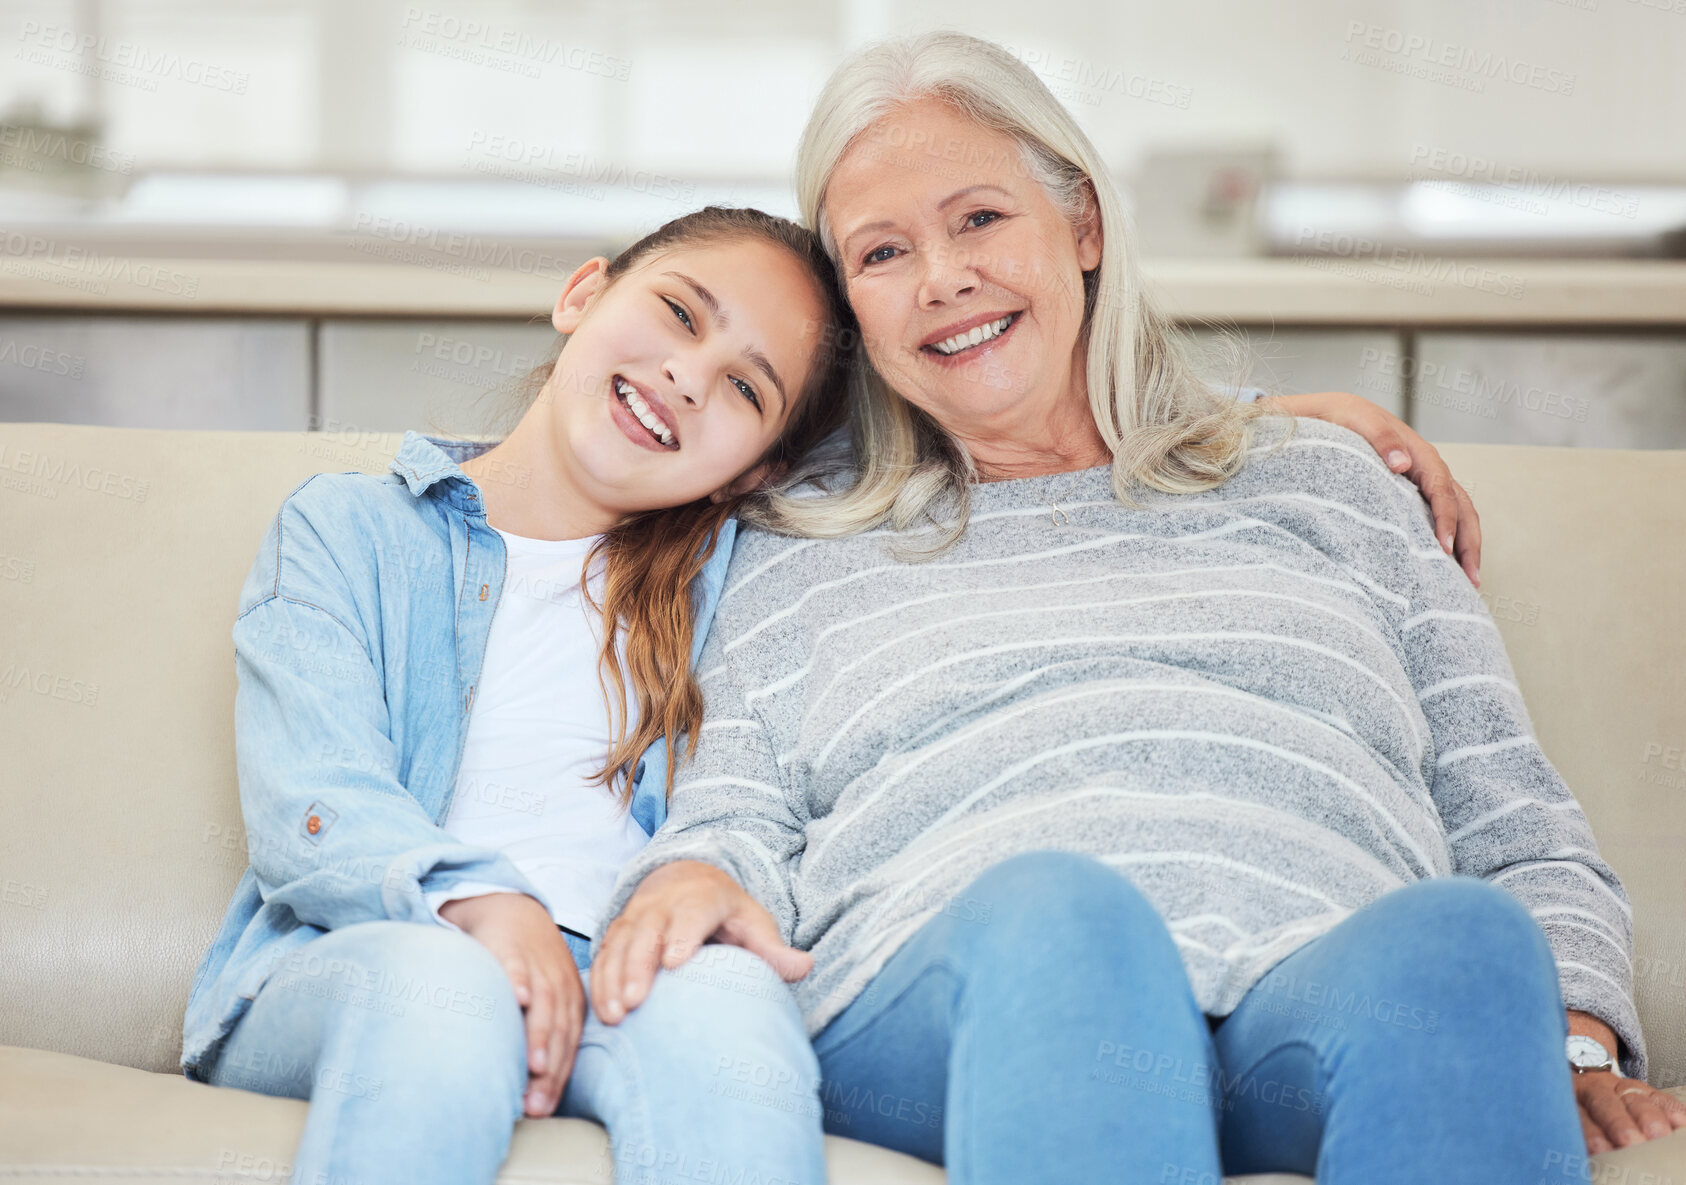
[960,849,1173,952]
[1371,877,1553,972]
[1341,878,1562,1035]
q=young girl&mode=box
[179,207,852,1185]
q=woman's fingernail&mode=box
[1387,449,1409,468]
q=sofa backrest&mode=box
[1,423,1682,1086]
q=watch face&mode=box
[1567,1035,1613,1069]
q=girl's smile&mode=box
[610,374,680,451]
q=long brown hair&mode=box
[532,207,855,802]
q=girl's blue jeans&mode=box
[202,925,825,1185]
[811,851,1586,1185]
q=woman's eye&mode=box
[966,210,1001,230]
[862,245,898,266]
[731,377,762,410]
[663,296,694,332]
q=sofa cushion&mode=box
[4,1044,1682,1181]
[0,1044,945,1183]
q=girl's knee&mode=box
[656,946,810,1035]
[319,921,518,1004]
[625,946,818,1077]
[292,921,526,1063]
[222,923,529,1119]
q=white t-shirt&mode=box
[424,527,652,938]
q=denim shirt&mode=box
[179,432,736,1082]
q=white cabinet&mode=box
[7,317,1686,452]
[1183,328,1406,419]
[0,317,309,428]
[1412,333,1686,449]
[316,320,559,437]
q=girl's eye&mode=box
[862,244,899,267]
[663,296,694,332]
[731,376,762,410]
[966,210,1001,229]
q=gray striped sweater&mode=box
[603,417,1643,1075]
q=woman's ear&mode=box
[708,459,789,504]
[552,257,612,334]
[1074,181,1103,272]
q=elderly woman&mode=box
[590,32,1679,1183]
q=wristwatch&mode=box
[1567,1034,1621,1076]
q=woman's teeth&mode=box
[614,377,675,448]
[930,313,1016,356]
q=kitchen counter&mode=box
[2,252,1683,326]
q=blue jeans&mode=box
[811,851,1584,1185]
[202,921,825,1185]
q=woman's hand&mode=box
[591,860,813,1025]
[1574,1071,1686,1153]
[440,891,585,1118]
[1261,391,1482,587]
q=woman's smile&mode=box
[918,309,1024,365]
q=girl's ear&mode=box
[553,256,612,334]
[708,459,789,504]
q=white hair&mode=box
[737,29,1274,560]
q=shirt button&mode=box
[305,815,321,835]
[479,583,489,601]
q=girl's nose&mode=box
[663,357,707,410]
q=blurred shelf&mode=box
[1147,259,1686,327]
[4,169,1684,324]
[2,255,1684,325]
[1259,181,1686,258]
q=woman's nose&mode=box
[917,244,979,307]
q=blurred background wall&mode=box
[1,0,1684,446]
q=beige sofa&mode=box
[2,420,1684,1184]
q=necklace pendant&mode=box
[1050,504,1071,526]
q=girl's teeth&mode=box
[934,314,1013,356]
[616,379,674,446]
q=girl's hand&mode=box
[1261,391,1483,587]
[591,860,813,1025]
[1574,1071,1686,1154]
[440,892,585,1118]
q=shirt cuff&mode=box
[424,881,519,934]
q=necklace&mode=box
[1041,469,1087,526]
